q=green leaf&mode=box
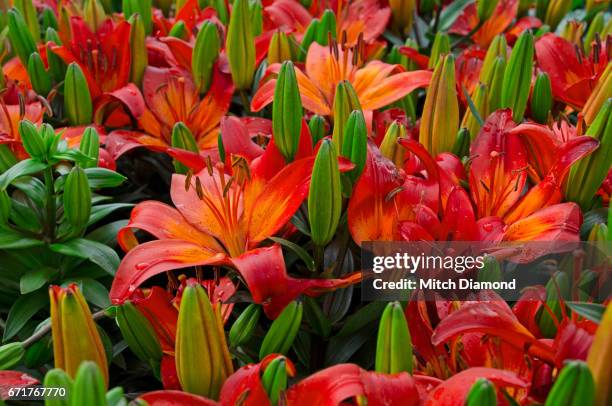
[269,237,315,272]
[84,168,127,189]
[0,159,47,190]
[50,238,120,275]
[3,289,48,341]
[20,267,57,294]
[0,229,44,249]
[566,302,606,323]
[86,220,128,247]
[438,0,475,31]
[12,176,46,208]
[87,203,133,226]
[335,301,386,338]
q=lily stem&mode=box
[239,90,251,115]
[22,309,108,349]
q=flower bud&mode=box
[176,280,233,399]
[0,342,25,370]
[537,272,569,338]
[261,356,290,405]
[483,57,506,112]
[43,368,73,406]
[380,121,407,166]
[462,82,488,138]
[299,19,319,61]
[123,0,152,35]
[479,35,507,85]
[14,0,40,44]
[566,99,611,210]
[116,301,162,364]
[268,31,297,64]
[501,30,534,122]
[531,72,552,124]
[543,0,572,30]
[376,301,412,374]
[45,29,67,83]
[316,9,337,46]
[428,32,450,69]
[477,0,499,22]
[308,139,342,246]
[259,301,303,360]
[78,127,100,169]
[341,110,367,181]
[168,20,188,39]
[71,361,107,403]
[19,120,46,161]
[49,284,108,384]
[64,63,93,126]
[129,13,147,88]
[63,166,92,234]
[545,361,595,406]
[229,303,261,348]
[249,0,263,36]
[192,22,219,95]
[27,52,52,96]
[466,378,497,406]
[587,303,611,406]
[584,12,604,55]
[226,0,255,90]
[332,81,362,152]
[420,54,459,156]
[42,7,58,31]
[83,0,106,32]
[389,0,416,36]
[7,8,37,65]
[583,64,611,126]
[308,114,326,144]
[272,61,303,162]
[171,122,199,174]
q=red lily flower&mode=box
[451,0,519,47]
[251,41,432,116]
[535,33,609,109]
[109,130,359,317]
[0,371,39,400]
[0,99,43,160]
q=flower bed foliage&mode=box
[0,0,610,405]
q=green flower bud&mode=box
[299,18,319,61]
[79,127,100,169]
[308,139,342,246]
[341,110,367,181]
[543,0,572,30]
[268,31,297,64]
[380,121,407,166]
[375,301,412,374]
[261,356,289,405]
[84,0,106,32]
[7,8,37,65]
[229,304,261,348]
[43,368,73,406]
[272,61,303,162]
[332,80,362,152]
[128,13,147,87]
[168,20,188,39]
[45,30,67,83]
[501,30,534,122]
[389,0,416,36]
[428,32,450,69]
[18,120,46,160]
[226,0,255,90]
[249,0,263,36]
[122,0,152,35]
[0,342,25,370]
[176,280,233,399]
[462,82,489,138]
[538,272,569,338]
[171,122,199,174]
[259,301,303,360]
[477,256,502,284]
[420,54,459,155]
[63,166,92,234]
[27,52,52,96]
[452,127,471,158]
[64,63,93,126]
[316,9,337,46]
[565,99,612,210]
[14,0,40,43]
[483,57,506,112]
[545,361,595,406]
[42,7,58,32]
[71,361,107,403]
[192,21,219,95]
[584,12,605,55]
[466,378,497,406]
[479,34,507,85]
[531,72,552,124]
[308,114,326,144]
[116,302,162,364]
[477,0,499,22]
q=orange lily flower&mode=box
[251,40,432,116]
[109,125,359,317]
[0,97,44,160]
[450,0,519,47]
